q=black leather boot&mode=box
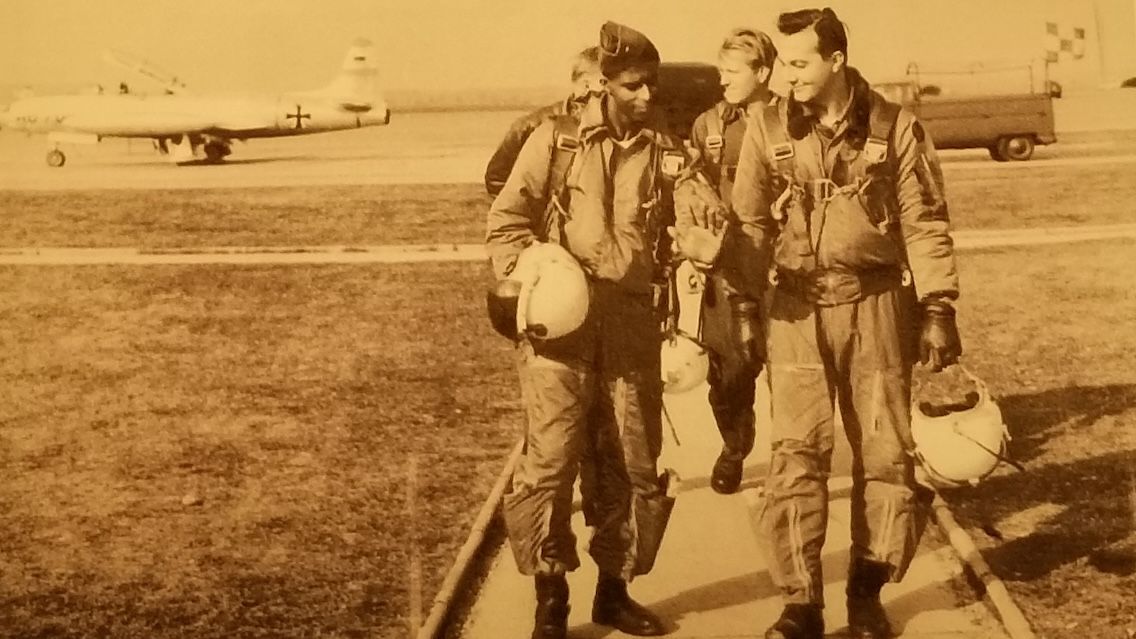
[846,559,893,638]
[764,603,824,639]
[710,451,744,494]
[533,573,570,639]
[591,574,666,636]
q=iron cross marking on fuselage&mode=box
[286,105,311,130]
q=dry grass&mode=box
[944,238,1136,638]
[945,160,1136,230]
[0,262,520,639]
[0,184,488,249]
[2,159,1135,637]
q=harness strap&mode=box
[540,114,581,243]
[704,107,724,166]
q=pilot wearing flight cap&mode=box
[486,20,729,639]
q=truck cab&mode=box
[874,79,1056,161]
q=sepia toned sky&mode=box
[0,0,1124,95]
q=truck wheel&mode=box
[997,136,1035,161]
[46,149,66,168]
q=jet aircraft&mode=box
[0,39,390,167]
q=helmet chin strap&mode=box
[950,427,1026,474]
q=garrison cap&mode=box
[599,21,660,77]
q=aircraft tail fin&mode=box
[319,38,381,109]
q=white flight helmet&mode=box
[510,242,590,340]
[910,366,1014,488]
[660,331,709,394]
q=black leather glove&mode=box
[919,298,962,371]
[729,298,764,371]
[486,279,522,340]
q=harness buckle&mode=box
[705,134,723,150]
[555,134,579,152]
[863,137,888,164]
[809,178,837,202]
[771,142,794,161]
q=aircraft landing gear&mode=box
[46,149,66,168]
[203,140,231,163]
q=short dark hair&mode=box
[777,7,848,60]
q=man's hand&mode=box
[667,223,728,271]
[486,279,523,340]
[674,172,728,231]
[919,298,962,371]
[730,298,764,371]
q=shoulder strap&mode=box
[548,114,581,203]
[857,95,912,283]
[761,101,797,186]
[538,113,580,243]
[864,98,901,166]
[703,107,724,165]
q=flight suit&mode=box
[689,99,763,467]
[727,67,958,605]
[486,94,685,580]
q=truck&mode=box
[873,78,1057,162]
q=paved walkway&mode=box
[2,223,1134,265]
[459,274,1011,638]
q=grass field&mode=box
[2,166,1135,638]
[0,262,520,638]
[1,240,1133,638]
[948,239,1136,638]
[0,184,488,249]
[1,156,1134,249]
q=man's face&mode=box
[605,66,657,124]
[717,50,767,105]
[572,66,605,100]
[775,28,843,104]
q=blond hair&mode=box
[719,28,777,71]
[570,46,601,82]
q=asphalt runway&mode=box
[2,109,1135,191]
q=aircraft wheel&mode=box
[987,145,1007,162]
[996,135,1035,161]
[203,141,230,163]
[46,149,66,168]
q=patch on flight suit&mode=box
[661,151,686,177]
[705,135,724,150]
[911,121,926,143]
